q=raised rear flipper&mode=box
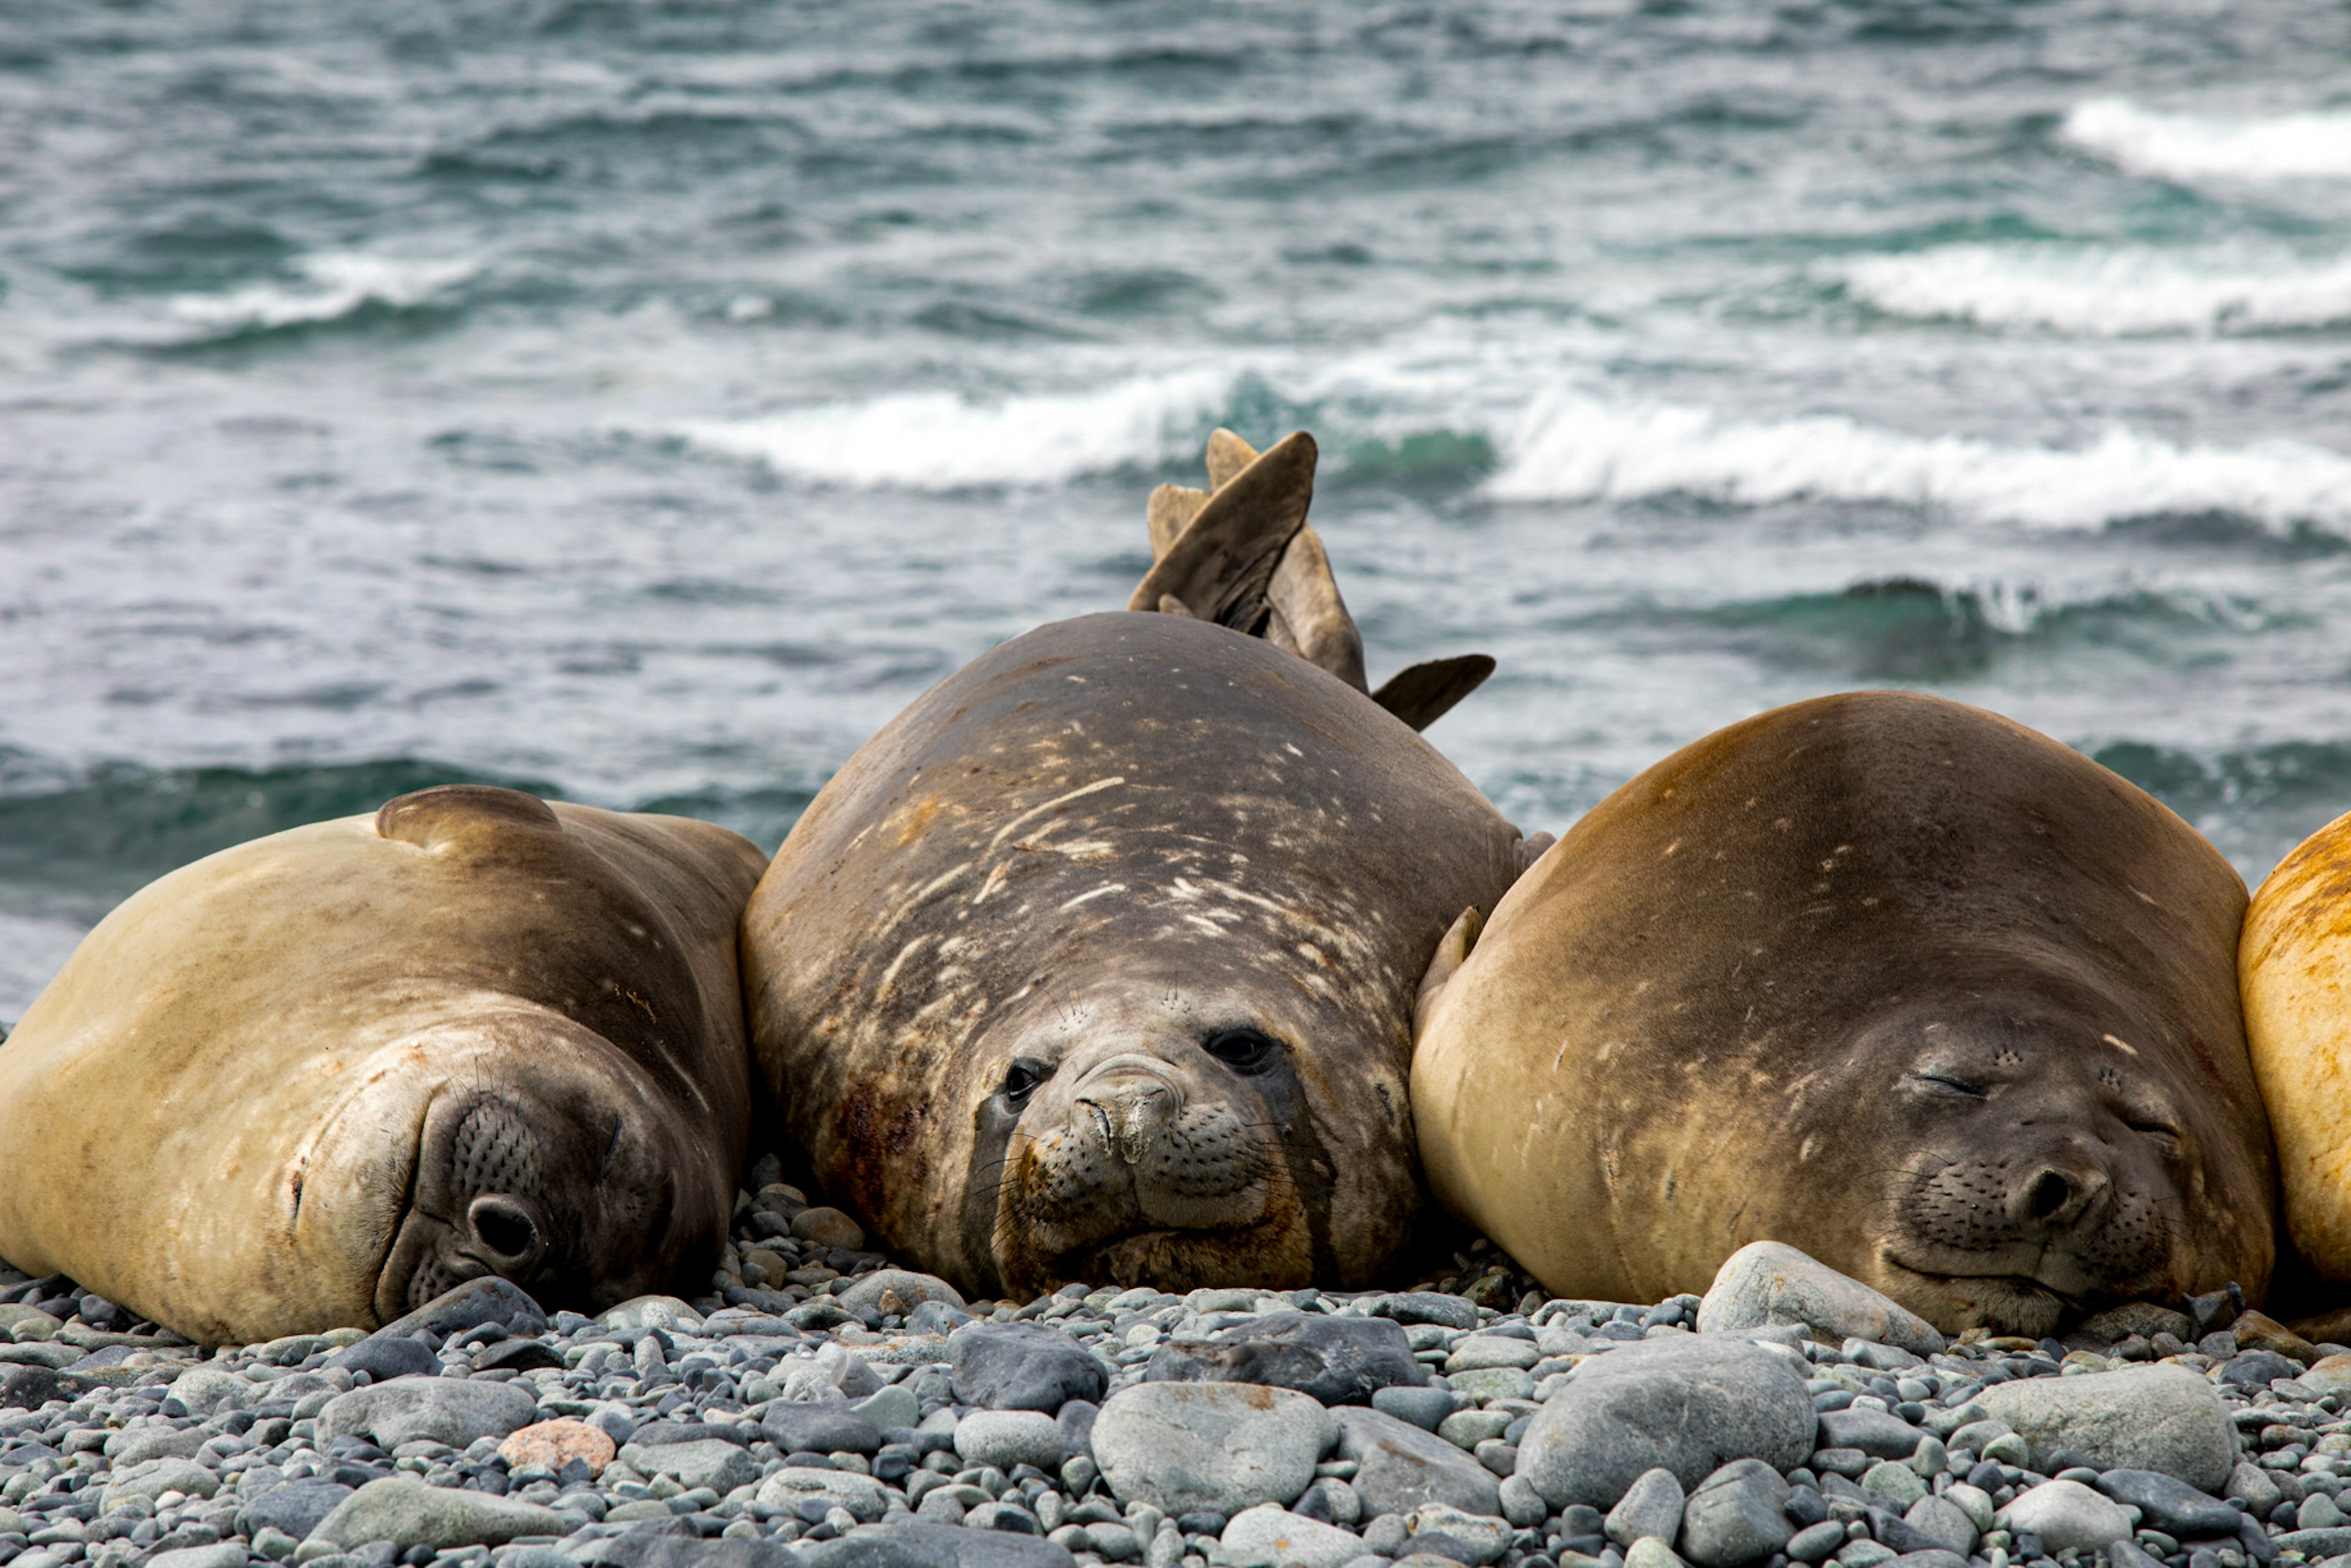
[1371,653,1496,732]
[1127,432,1316,634]
[1138,427,1493,729]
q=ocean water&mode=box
[6,1,2351,1016]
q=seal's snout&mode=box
[1075,1067,1183,1165]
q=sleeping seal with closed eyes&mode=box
[1413,691,2275,1337]
[0,785,766,1345]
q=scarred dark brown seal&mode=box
[740,610,1531,1299]
[1413,691,2276,1338]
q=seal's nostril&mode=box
[2027,1169,2074,1222]
[468,1195,541,1263]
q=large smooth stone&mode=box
[834,1270,964,1319]
[1517,1334,1817,1509]
[317,1374,539,1451]
[1146,1312,1426,1405]
[949,1322,1108,1413]
[1974,1364,2235,1492]
[1995,1480,2135,1555]
[1092,1381,1335,1517]
[1678,1460,1793,1568]
[761,1401,884,1457]
[801,1520,1075,1567]
[756,1468,890,1523]
[307,1476,568,1550]
[1329,1405,1503,1518]
[239,1479,356,1541]
[1217,1503,1365,1568]
[1607,1468,1686,1549]
[2094,1469,2241,1539]
[1696,1244,1944,1356]
[620,1438,760,1495]
[372,1278,546,1346]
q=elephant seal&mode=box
[0,786,766,1345]
[2243,810,2351,1289]
[1413,691,2274,1338]
[740,607,1532,1300]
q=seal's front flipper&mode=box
[1372,655,1496,732]
[1515,831,1556,876]
[1414,906,1483,1044]
[1127,430,1317,633]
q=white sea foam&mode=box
[672,369,1233,489]
[2062,97,2351,182]
[1840,243,2351,335]
[1486,392,2351,533]
[169,253,482,332]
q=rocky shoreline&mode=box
[4,1179,2346,1568]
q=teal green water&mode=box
[6,2,2351,1010]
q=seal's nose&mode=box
[1076,1068,1182,1165]
[465,1192,549,1274]
[2008,1161,2106,1232]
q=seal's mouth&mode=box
[1878,1253,2084,1338]
[1038,1215,1315,1297]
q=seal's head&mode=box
[958,973,1361,1299]
[317,1014,731,1325]
[1829,984,2262,1339]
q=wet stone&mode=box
[1090,1381,1335,1517]
[1146,1312,1425,1405]
[308,1476,568,1550]
[1329,1405,1502,1519]
[317,1375,538,1451]
[1517,1334,1816,1509]
[950,1322,1109,1413]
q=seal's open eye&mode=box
[1204,1027,1282,1074]
[1001,1059,1049,1105]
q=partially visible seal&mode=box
[1413,691,2274,1337]
[0,786,767,1345]
[2243,811,2351,1289]
[740,437,1530,1299]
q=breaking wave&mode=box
[672,370,1235,490]
[1840,243,2351,335]
[167,252,482,337]
[1486,393,2351,534]
[2061,97,2351,182]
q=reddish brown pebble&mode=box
[498,1419,616,1476]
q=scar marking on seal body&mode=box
[2102,1033,2140,1056]
[988,778,1127,851]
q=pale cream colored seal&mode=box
[0,786,765,1345]
[2244,810,2351,1284]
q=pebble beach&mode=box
[4,1172,2342,1568]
